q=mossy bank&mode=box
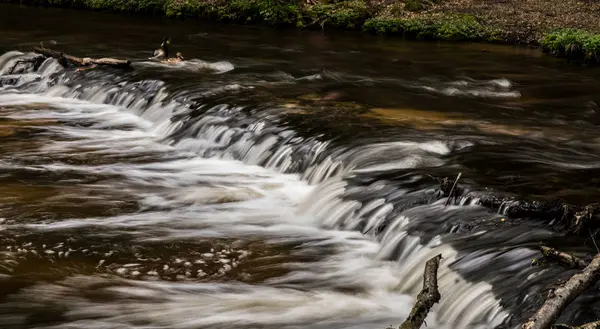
[4,0,600,64]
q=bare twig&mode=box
[319,18,329,31]
[399,254,442,329]
[7,56,45,74]
[522,253,600,329]
[588,228,600,253]
[8,60,24,74]
[444,172,462,206]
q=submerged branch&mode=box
[434,174,600,237]
[522,253,600,329]
[399,254,442,329]
[538,246,588,270]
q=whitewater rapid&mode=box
[0,50,519,329]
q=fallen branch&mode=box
[400,254,442,329]
[553,321,600,329]
[32,46,131,69]
[522,253,600,329]
[539,246,588,270]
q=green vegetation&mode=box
[403,0,440,12]
[87,0,166,13]
[307,0,370,29]
[8,0,167,13]
[363,14,502,42]
[165,0,303,26]
[540,29,600,63]
[6,0,600,64]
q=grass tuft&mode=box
[540,29,600,63]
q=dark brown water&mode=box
[1,3,600,329]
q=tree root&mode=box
[522,253,600,329]
[399,254,442,329]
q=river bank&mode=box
[3,0,600,63]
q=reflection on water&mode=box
[1,3,600,329]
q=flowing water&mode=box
[1,3,600,329]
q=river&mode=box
[1,3,600,329]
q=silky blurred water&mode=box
[1,3,600,329]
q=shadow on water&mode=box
[1,2,600,329]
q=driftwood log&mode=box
[522,253,600,329]
[553,321,600,329]
[539,246,588,270]
[32,46,131,69]
[399,254,442,329]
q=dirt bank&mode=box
[4,0,600,63]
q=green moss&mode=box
[8,0,80,7]
[540,29,600,63]
[247,0,302,25]
[437,14,496,41]
[362,18,404,35]
[308,0,369,29]
[403,0,443,12]
[86,0,166,13]
[363,14,502,42]
[404,0,423,12]
[15,0,166,12]
[165,0,302,25]
[164,1,213,18]
[389,3,403,16]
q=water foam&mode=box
[134,58,235,74]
